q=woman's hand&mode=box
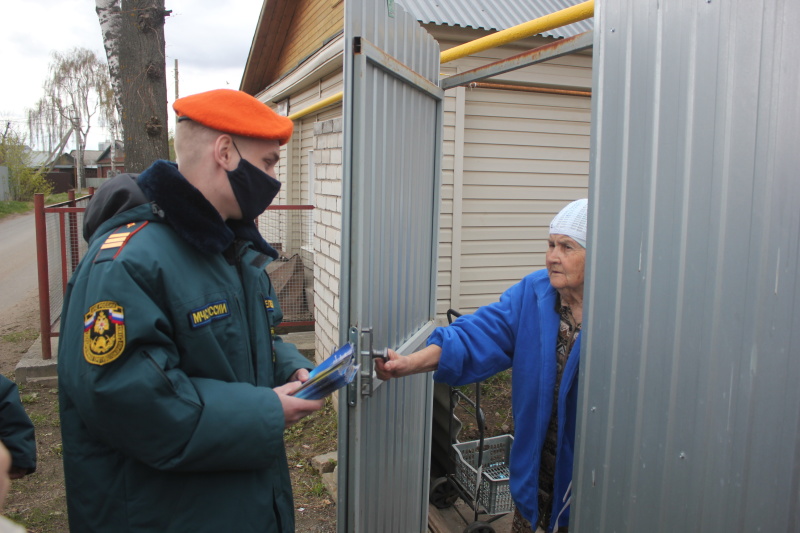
[375,345,443,381]
[375,349,408,380]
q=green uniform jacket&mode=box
[0,374,37,475]
[58,164,313,532]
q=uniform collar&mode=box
[137,160,278,258]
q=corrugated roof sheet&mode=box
[396,0,593,38]
[26,151,52,167]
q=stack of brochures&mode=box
[291,343,360,400]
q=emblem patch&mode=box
[83,301,126,365]
[189,300,230,329]
[264,298,275,312]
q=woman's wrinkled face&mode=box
[546,234,586,293]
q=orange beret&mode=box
[173,89,293,145]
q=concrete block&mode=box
[321,467,338,501]
[15,336,59,385]
[283,330,315,359]
[312,451,338,474]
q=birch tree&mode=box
[96,0,124,119]
[27,48,114,190]
[96,0,124,175]
[96,0,171,172]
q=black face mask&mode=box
[226,140,281,220]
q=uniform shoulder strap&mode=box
[93,221,149,263]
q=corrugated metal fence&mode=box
[574,0,800,530]
[0,166,9,201]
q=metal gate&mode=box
[336,1,443,532]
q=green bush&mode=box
[1,127,54,201]
[9,168,53,201]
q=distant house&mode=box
[73,148,102,182]
[71,143,125,189]
[26,149,76,194]
[95,141,125,179]
[21,142,122,193]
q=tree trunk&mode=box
[74,129,86,190]
[118,0,170,172]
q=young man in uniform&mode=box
[57,89,324,532]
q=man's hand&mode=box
[0,442,10,510]
[289,368,311,383]
[273,380,324,428]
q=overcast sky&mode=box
[0,0,263,151]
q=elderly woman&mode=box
[376,198,588,533]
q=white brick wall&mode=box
[312,118,343,366]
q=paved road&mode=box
[0,213,39,321]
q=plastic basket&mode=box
[452,434,514,515]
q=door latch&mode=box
[357,326,387,398]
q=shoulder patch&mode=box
[188,300,231,329]
[94,221,149,263]
[84,301,126,365]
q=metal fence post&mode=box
[34,193,52,360]
[68,189,79,274]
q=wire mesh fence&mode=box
[257,206,315,326]
[35,195,315,359]
[43,198,90,330]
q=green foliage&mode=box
[10,170,53,202]
[45,190,89,205]
[20,392,39,405]
[51,443,63,456]
[5,508,66,531]
[308,481,328,497]
[1,328,40,343]
[168,130,176,161]
[0,127,53,201]
[29,413,49,426]
[285,397,338,445]
[0,201,31,218]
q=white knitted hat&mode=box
[549,198,588,248]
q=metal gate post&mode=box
[34,193,52,360]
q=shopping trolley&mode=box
[428,309,514,533]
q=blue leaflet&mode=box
[292,342,359,400]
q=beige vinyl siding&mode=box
[287,70,344,117]
[437,54,591,316]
